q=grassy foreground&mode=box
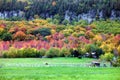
[0,58,120,80]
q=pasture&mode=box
[0,58,120,80]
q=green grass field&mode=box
[0,58,120,80]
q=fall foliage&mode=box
[0,19,120,58]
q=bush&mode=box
[77,48,86,55]
[37,48,46,57]
[39,28,51,37]
[85,44,98,53]
[2,32,12,41]
[63,29,74,37]
[2,48,39,58]
[46,18,53,23]
[75,20,88,27]
[59,48,71,57]
[112,57,120,67]
[100,52,114,61]
[32,28,51,37]
[56,26,65,32]
[18,48,37,58]
[45,48,60,58]
[13,31,26,41]
[53,19,60,24]
[101,56,120,67]
[0,29,6,40]
[2,47,18,58]
[62,20,70,25]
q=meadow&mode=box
[0,0,120,80]
[0,58,120,80]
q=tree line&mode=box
[0,0,120,20]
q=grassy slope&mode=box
[0,58,120,80]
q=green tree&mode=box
[2,32,12,41]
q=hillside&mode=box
[0,19,120,60]
[0,0,120,22]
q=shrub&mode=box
[2,47,18,58]
[56,25,65,32]
[59,48,71,57]
[31,29,40,36]
[53,19,59,24]
[0,29,6,40]
[0,27,4,34]
[2,48,39,58]
[13,31,26,41]
[100,52,114,61]
[77,48,86,55]
[18,48,37,58]
[63,29,74,37]
[46,18,52,23]
[62,20,70,25]
[37,48,46,57]
[112,57,120,67]
[85,44,98,53]
[85,31,95,38]
[45,48,60,58]
[32,28,51,37]
[75,20,88,27]
[2,32,12,41]
[39,28,51,37]
[72,32,79,37]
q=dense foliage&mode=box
[0,19,119,62]
[0,0,120,21]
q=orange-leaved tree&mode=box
[13,31,26,41]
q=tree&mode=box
[2,33,12,41]
[39,28,51,37]
[13,31,26,41]
[31,28,51,37]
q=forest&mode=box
[0,0,120,22]
[0,19,120,66]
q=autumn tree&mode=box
[13,31,26,41]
